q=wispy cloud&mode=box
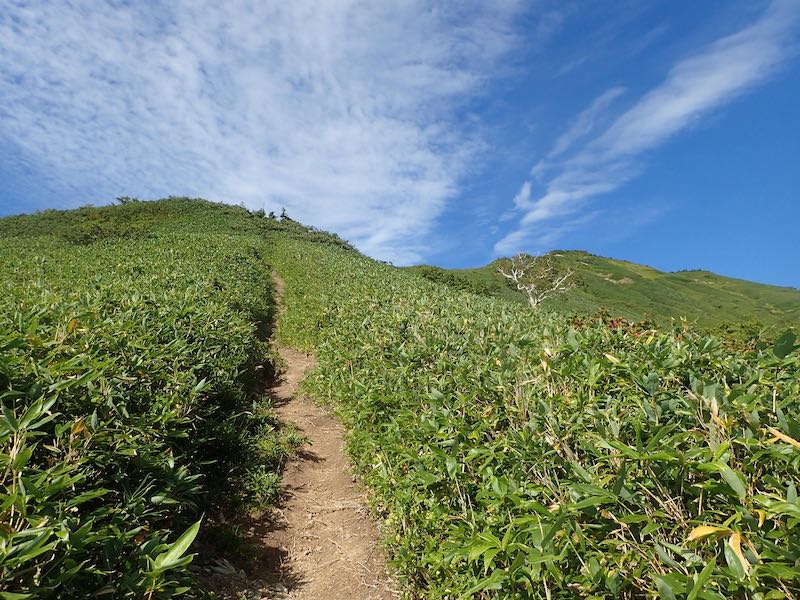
[496,0,800,256]
[0,1,524,264]
[545,86,625,159]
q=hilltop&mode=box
[4,199,797,335]
[407,250,800,333]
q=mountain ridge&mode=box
[406,249,800,333]
[2,199,797,333]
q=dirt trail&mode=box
[255,274,396,600]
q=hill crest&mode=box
[407,249,800,333]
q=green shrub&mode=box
[272,237,800,599]
[0,200,295,597]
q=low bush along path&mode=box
[259,274,396,600]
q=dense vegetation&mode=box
[3,198,798,599]
[274,237,800,598]
[0,199,300,598]
[408,251,800,334]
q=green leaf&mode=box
[641,521,661,537]
[154,519,201,571]
[483,547,501,574]
[491,476,508,497]
[416,471,440,486]
[570,461,594,484]
[191,378,208,395]
[445,455,458,478]
[773,330,797,359]
[687,558,716,600]
[639,372,660,396]
[702,462,748,500]
[67,488,111,508]
[463,568,506,595]
[11,445,34,470]
[587,556,602,583]
[654,574,678,600]
[18,398,43,429]
[787,482,797,504]
[468,542,494,562]
[724,538,747,580]
[1,404,19,433]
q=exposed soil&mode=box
[258,343,396,600]
[215,273,396,600]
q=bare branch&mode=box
[498,253,574,309]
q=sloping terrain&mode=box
[408,250,800,332]
[271,228,800,598]
[0,199,316,597]
[256,274,395,600]
[2,198,799,600]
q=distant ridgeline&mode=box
[406,250,800,337]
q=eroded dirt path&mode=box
[257,274,396,600]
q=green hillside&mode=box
[2,198,799,599]
[407,251,800,334]
[272,229,800,600]
[0,199,306,597]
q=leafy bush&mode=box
[0,201,295,597]
[272,237,800,599]
[408,265,493,297]
[4,197,797,598]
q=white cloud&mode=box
[496,0,799,256]
[0,0,523,264]
[512,180,532,208]
[549,86,625,158]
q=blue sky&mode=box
[1,1,798,287]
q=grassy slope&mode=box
[270,233,800,598]
[0,199,306,597]
[407,250,800,333]
[4,199,800,598]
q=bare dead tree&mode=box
[498,253,575,309]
